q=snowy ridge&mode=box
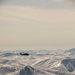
[0,49,75,75]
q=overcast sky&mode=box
[0,0,75,50]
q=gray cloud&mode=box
[68,0,75,4]
[0,0,5,4]
[0,0,73,9]
[69,0,75,2]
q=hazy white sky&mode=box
[0,0,75,50]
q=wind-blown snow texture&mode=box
[0,49,75,75]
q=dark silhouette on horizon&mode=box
[20,53,29,56]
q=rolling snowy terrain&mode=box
[0,49,75,75]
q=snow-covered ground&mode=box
[0,49,75,75]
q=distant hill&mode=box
[65,48,75,53]
[64,48,75,56]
